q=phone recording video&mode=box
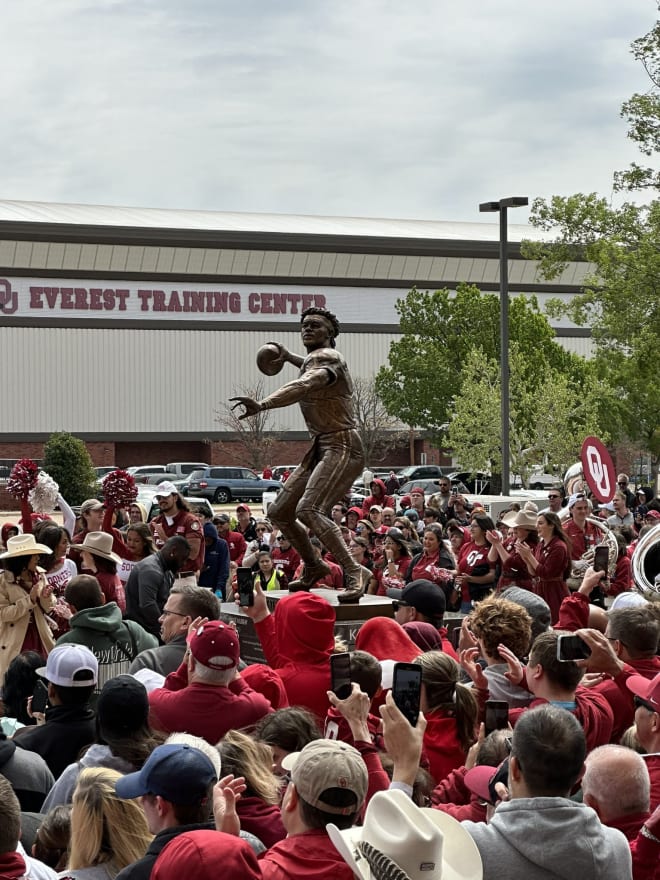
[330,653,352,701]
[593,545,609,575]
[485,700,510,736]
[237,567,255,607]
[392,662,422,727]
[31,679,49,715]
[557,634,592,662]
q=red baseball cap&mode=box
[645,510,660,521]
[188,621,240,670]
[626,671,660,709]
[410,487,425,496]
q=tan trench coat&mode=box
[0,569,56,684]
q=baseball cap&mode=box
[626,671,660,709]
[154,481,178,497]
[370,505,383,513]
[213,513,231,524]
[645,510,660,521]
[37,644,98,687]
[281,739,367,815]
[80,498,104,515]
[188,621,240,670]
[97,675,149,736]
[405,509,420,522]
[387,579,446,618]
[410,487,425,496]
[115,744,217,804]
[236,504,251,513]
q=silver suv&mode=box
[185,467,282,504]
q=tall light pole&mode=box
[478,196,529,495]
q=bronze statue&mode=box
[230,307,366,602]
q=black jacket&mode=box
[13,703,96,779]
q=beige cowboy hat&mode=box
[501,501,539,530]
[0,534,52,559]
[69,531,121,564]
[329,789,482,880]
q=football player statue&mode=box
[230,307,366,602]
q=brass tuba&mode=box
[631,522,660,596]
[563,516,619,590]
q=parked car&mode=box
[94,466,117,479]
[126,465,168,484]
[271,465,298,480]
[448,471,492,494]
[394,478,468,498]
[396,465,454,483]
[184,467,282,504]
[130,486,213,521]
[511,470,559,490]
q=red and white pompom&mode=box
[7,458,39,500]
[29,470,60,513]
[103,469,138,508]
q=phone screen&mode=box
[392,662,422,727]
[593,545,609,574]
[237,567,254,606]
[485,700,510,735]
[31,680,49,714]
[330,653,352,700]
[557,634,592,662]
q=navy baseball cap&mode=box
[115,744,216,804]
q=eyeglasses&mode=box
[161,609,189,619]
[633,695,656,713]
[256,527,268,533]
[548,494,560,500]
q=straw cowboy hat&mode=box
[328,789,482,880]
[501,501,539,530]
[69,531,121,564]
[0,534,52,559]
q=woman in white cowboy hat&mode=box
[487,503,539,593]
[69,532,125,612]
[0,534,56,685]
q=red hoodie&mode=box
[361,479,395,515]
[260,829,354,880]
[508,686,614,752]
[255,592,335,723]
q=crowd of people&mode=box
[0,469,658,879]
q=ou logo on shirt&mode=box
[466,550,484,567]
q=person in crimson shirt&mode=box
[516,511,571,625]
[262,466,274,479]
[270,531,301,578]
[148,621,272,743]
[488,507,538,593]
[291,538,343,589]
[454,514,496,614]
[556,569,660,743]
[406,525,455,602]
[151,482,203,573]
[213,514,247,564]
[563,493,600,559]
[360,478,394,516]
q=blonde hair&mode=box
[218,730,280,804]
[415,651,478,753]
[68,768,152,874]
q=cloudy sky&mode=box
[1,0,654,224]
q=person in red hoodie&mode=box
[240,585,336,723]
[270,532,302,579]
[361,478,394,516]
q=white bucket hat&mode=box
[0,534,52,559]
[69,531,121,565]
[328,789,482,880]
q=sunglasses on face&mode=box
[277,536,288,541]
[548,495,560,500]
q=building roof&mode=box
[0,199,547,244]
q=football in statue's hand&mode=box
[256,343,284,376]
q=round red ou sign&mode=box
[580,436,616,503]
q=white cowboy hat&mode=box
[69,531,121,565]
[0,534,52,559]
[328,789,482,880]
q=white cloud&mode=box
[0,0,654,222]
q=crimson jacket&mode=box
[557,592,660,742]
[148,661,272,743]
[254,592,335,723]
[423,708,469,785]
[361,479,395,515]
[431,765,488,823]
[508,686,614,752]
[236,797,286,849]
[259,829,354,880]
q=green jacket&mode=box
[56,603,158,692]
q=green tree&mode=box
[522,13,660,475]
[446,346,610,486]
[375,283,585,445]
[42,432,97,506]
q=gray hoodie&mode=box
[463,797,632,880]
[42,744,134,812]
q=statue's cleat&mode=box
[337,565,367,604]
[288,559,332,592]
